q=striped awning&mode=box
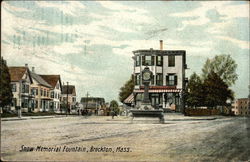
[134,89,182,93]
[124,93,134,103]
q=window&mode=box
[156,74,163,86]
[142,56,154,66]
[22,84,29,93]
[168,55,175,67]
[166,74,177,86]
[135,55,140,66]
[21,99,28,108]
[135,73,140,85]
[145,56,151,65]
[44,90,46,97]
[25,85,29,93]
[35,100,38,108]
[22,84,25,93]
[11,98,17,107]
[47,91,49,97]
[35,88,38,95]
[11,83,17,92]
[40,89,43,96]
[51,92,54,98]
[31,88,36,95]
[156,56,163,66]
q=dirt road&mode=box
[1,114,249,161]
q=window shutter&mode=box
[174,75,178,85]
[166,75,169,86]
[161,56,163,66]
[139,56,141,66]
[151,56,154,65]
[151,75,154,85]
[142,56,145,66]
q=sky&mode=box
[1,1,249,102]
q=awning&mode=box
[124,93,134,104]
[134,89,182,93]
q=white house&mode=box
[40,74,62,113]
[30,68,52,112]
[125,40,188,112]
[9,65,34,112]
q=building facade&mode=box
[232,98,250,116]
[61,85,76,113]
[80,97,106,115]
[131,40,187,112]
[30,70,52,112]
[9,66,35,112]
[40,75,62,113]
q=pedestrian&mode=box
[111,110,115,119]
[77,109,80,115]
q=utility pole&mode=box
[66,82,69,117]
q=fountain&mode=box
[130,67,164,123]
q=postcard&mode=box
[1,1,249,161]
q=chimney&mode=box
[25,63,28,67]
[32,67,35,73]
[160,40,163,50]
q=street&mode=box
[1,114,250,161]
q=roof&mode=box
[39,75,61,88]
[134,89,182,93]
[8,67,29,82]
[124,93,134,104]
[62,85,76,95]
[133,49,186,56]
[81,97,105,103]
[30,72,52,88]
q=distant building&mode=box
[232,98,250,116]
[9,65,34,112]
[30,68,52,112]
[61,85,76,112]
[125,40,188,112]
[40,74,62,113]
[80,97,105,115]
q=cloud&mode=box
[215,36,249,49]
[170,1,249,31]
[36,1,85,16]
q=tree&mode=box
[0,57,13,111]
[110,100,119,115]
[203,71,234,108]
[186,72,205,108]
[119,75,134,103]
[201,55,238,86]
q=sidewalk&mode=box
[1,115,67,121]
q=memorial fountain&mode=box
[130,67,165,123]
